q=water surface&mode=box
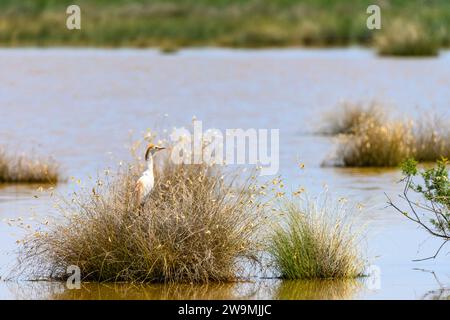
[1,48,450,299]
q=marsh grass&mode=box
[376,20,439,57]
[268,197,365,280]
[320,102,386,135]
[325,104,450,167]
[0,149,60,184]
[335,118,415,167]
[413,116,450,162]
[17,151,265,283]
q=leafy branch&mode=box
[386,158,450,261]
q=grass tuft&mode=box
[0,148,60,184]
[18,151,264,283]
[413,115,450,162]
[324,103,450,167]
[320,101,386,135]
[268,196,365,280]
[335,118,415,167]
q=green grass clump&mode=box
[18,151,263,283]
[269,197,365,280]
[0,148,60,184]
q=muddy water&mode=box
[1,48,450,299]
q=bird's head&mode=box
[145,143,166,161]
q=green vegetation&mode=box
[325,103,450,167]
[268,197,365,280]
[0,148,60,184]
[0,0,449,55]
[388,159,450,259]
[18,149,264,283]
[375,19,440,57]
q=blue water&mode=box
[0,48,449,299]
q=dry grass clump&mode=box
[0,149,60,184]
[268,197,365,280]
[335,119,415,167]
[413,116,450,162]
[18,153,264,283]
[320,102,386,135]
[375,20,439,57]
[324,104,450,167]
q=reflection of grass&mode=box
[18,150,263,283]
[6,278,362,300]
[51,282,238,300]
[274,278,363,300]
[0,0,449,54]
[269,196,365,280]
[376,20,439,57]
[0,149,60,184]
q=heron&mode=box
[135,143,165,206]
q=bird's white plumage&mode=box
[135,156,155,205]
[135,145,165,206]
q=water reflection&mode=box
[422,288,450,300]
[4,280,274,300]
[2,278,366,300]
[415,269,450,300]
[273,279,364,300]
[1,48,450,299]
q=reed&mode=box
[0,148,60,184]
[335,118,415,167]
[325,104,450,167]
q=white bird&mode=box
[135,143,165,206]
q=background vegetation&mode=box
[1,0,449,53]
[0,148,60,184]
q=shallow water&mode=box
[1,48,450,299]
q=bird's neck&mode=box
[145,155,154,172]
